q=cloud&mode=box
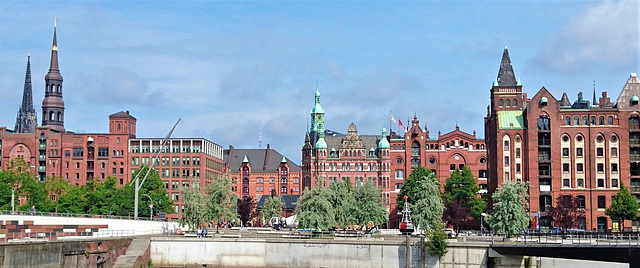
[528,1,639,74]
[71,67,151,105]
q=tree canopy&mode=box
[606,183,639,231]
[411,173,444,231]
[486,181,529,235]
[351,180,387,228]
[237,196,257,226]
[296,182,335,230]
[442,167,485,219]
[547,195,585,230]
[397,166,432,210]
[260,195,285,223]
[327,180,355,228]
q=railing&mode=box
[491,232,640,246]
[0,229,135,244]
[0,210,176,222]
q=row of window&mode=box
[564,115,615,126]
[131,145,204,154]
[498,99,518,107]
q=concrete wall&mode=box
[0,215,182,235]
[0,238,132,268]
[150,239,505,268]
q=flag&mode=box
[390,113,396,123]
[399,120,405,130]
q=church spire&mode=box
[14,53,37,133]
[42,20,65,132]
[592,80,598,106]
[496,47,517,87]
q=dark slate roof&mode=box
[497,48,517,87]
[109,111,137,120]
[571,92,591,109]
[256,195,300,210]
[224,147,301,172]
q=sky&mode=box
[0,1,638,164]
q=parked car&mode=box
[445,228,457,238]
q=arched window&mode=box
[57,112,62,121]
[411,142,420,156]
[513,99,517,106]
[565,117,571,125]
[599,116,605,125]
[506,99,511,106]
[608,116,613,125]
[582,116,588,125]
[499,99,503,107]
[56,85,61,93]
[50,84,55,93]
[574,116,579,125]
[49,111,55,121]
[537,117,550,130]
[117,123,121,131]
[591,116,596,125]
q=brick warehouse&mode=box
[485,47,640,231]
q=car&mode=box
[445,228,456,238]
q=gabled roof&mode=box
[224,148,301,172]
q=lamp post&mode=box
[481,213,487,235]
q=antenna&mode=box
[259,132,262,149]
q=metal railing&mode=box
[0,229,135,244]
[0,210,176,222]
[490,232,640,246]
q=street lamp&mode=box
[481,213,487,235]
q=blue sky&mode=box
[0,1,637,164]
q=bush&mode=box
[426,225,449,260]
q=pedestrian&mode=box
[197,227,202,238]
[30,206,35,215]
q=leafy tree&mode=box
[606,183,639,231]
[426,224,449,260]
[123,166,173,217]
[547,195,586,230]
[45,176,69,213]
[486,181,529,235]
[205,176,238,225]
[179,186,207,230]
[237,196,257,226]
[57,185,87,214]
[443,199,472,232]
[327,180,355,228]
[296,182,335,230]
[0,174,13,211]
[18,178,49,212]
[351,180,387,228]
[397,166,432,210]
[260,195,285,224]
[3,158,36,212]
[442,167,485,219]
[411,173,444,231]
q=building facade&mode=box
[301,89,393,224]
[128,137,224,218]
[485,47,640,231]
[224,144,302,203]
[388,118,487,228]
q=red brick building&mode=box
[388,117,487,228]
[128,137,224,218]
[485,48,640,231]
[224,145,302,203]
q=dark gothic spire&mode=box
[15,53,37,133]
[46,21,62,81]
[497,47,517,87]
[560,92,571,107]
[592,80,598,106]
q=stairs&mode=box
[113,237,151,268]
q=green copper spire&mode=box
[315,128,327,149]
[378,128,390,149]
[310,87,325,133]
[281,156,287,163]
[242,155,249,163]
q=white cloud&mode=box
[528,1,639,74]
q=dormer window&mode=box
[540,97,548,106]
[632,95,639,105]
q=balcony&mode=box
[539,169,551,177]
[38,166,46,172]
[631,186,640,193]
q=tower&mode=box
[14,53,37,133]
[41,21,65,132]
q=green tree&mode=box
[237,196,257,226]
[2,158,37,212]
[178,186,207,230]
[442,167,485,219]
[426,224,449,260]
[486,181,529,235]
[122,166,173,217]
[351,180,387,228]
[260,195,285,224]
[57,185,87,214]
[411,173,444,231]
[205,176,238,225]
[45,176,69,213]
[606,183,639,231]
[397,166,432,210]
[327,180,355,229]
[296,182,335,230]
